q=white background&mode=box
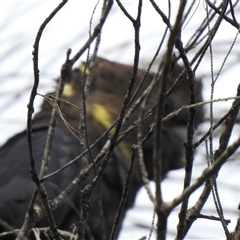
[0,1,240,239]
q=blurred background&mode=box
[0,1,240,239]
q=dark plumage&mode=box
[0,57,204,239]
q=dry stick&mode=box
[175,62,195,239]
[194,98,240,148]
[0,227,77,239]
[206,1,239,237]
[204,0,222,236]
[35,52,72,239]
[70,0,113,66]
[184,84,240,239]
[110,146,137,240]
[28,55,72,240]
[126,0,170,110]
[207,0,240,29]
[191,0,230,73]
[40,50,72,179]
[167,6,217,240]
[228,0,239,26]
[197,213,231,223]
[185,1,217,53]
[21,1,113,238]
[137,78,157,205]
[175,26,199,240]
[164,131,240,213]
[19,1,68,240]
[136,71,158,237]
[233,202,240,240]
[152,1,221,238]
[131,7,170,207]
[182,0,199,28]
[175,1,232,239]
[79,0,100,170]
[186,1,233,239]
[86,3,109,239]
[77,1,107,238]
[148,5,200,238]
[78,61,90,169]
[63,14,115,233]
[151,2,188,240]
[177,2,224,76]
[213,83,240,235]
[79,1,143,238]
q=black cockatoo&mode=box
[0,57,204,239]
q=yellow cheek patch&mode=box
[63,62,89,98]
[91,103,131,160]
[63,83,74,97]
[92,103,112,129]
[79,64,90,74]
